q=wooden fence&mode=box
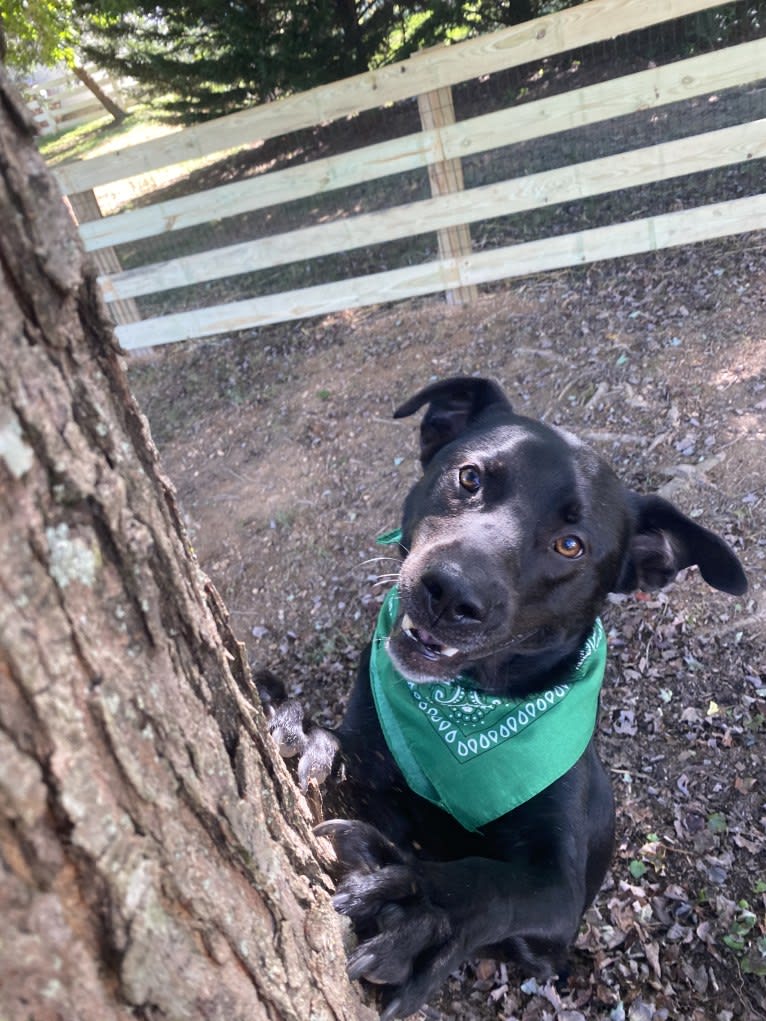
[53,0,766,351]
[24,67,126,136]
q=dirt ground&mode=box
[128,235,766,1021]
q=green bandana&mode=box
[369,582,607,832]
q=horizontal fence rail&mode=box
[25,67,125,135]
[100,117,766,303]
[52,0,766,349]
[53,0,728,195]
[84,38,766,255]
[114,193,766,349]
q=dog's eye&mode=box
[458,465,482,493]
[553,535,584,559]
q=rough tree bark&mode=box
[0,68,373,1021]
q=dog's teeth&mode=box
[400,614,460,659]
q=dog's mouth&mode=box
[400,613,461,662]
[386,611,472,683]
[389,608,553,685]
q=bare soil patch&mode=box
[129,236,766,1020]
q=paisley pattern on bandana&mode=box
[405,678,574,762]
[369,578,607,832]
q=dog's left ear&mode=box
[616,493,747,595]
[394,376,512,467]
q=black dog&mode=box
[270,376,747,1020]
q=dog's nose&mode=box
[420,567,487,626]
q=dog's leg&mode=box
[316,817,589,1020]
[315,744,613,1020]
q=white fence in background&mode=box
[51,0,766,350]
[24,66,126,135]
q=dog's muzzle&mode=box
[400,613,460,661]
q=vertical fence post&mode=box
[67,190,142,328]
[30,90,54,135]
[417,85,478,306]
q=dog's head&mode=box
[386,376,747,692]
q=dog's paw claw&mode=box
[314,818,405,870]
[379,999,402,1021]
[343,903,453,994]
[314,818,347,837]
[346,950,380,982]
[331,865,414,921]
[347,936,412,986]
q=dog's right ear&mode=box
[394,376,511,467]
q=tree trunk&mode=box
[0,69,372,1021]
[504,0,535,25]
[334,0,367,74]
[73,63,127,122]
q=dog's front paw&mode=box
[315,820,462,1019]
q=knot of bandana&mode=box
[369,583,607,831]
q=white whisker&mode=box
[487,629,540,656]
[358,555,403,568]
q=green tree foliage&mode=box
[70,1,580,122]
[72,0,383,121]
[1,0,126,122]
[7,0,762,127]
[64,1,766,124]
[1,0,75,71]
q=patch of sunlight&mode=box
[42,101,248,215]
